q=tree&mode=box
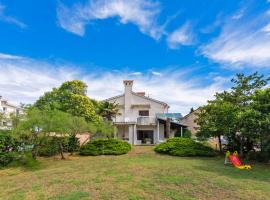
[196,101,237,153]
[251,88,270,153]
[98,101,119,121]
[196,72,269,156]
[35,80,101,123]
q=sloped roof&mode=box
[103,93,169,107]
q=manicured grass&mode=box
[0,146,269,200]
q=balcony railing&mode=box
[137,116,156,125]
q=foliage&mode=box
[154,138,216,157]
[37,136,68,157]
[34,80,101,123]
[0,131,17,153]
[79,138,131,156]
[14,108,97,159]
[67,134,80,154]
[92,121,115,139]
[98,101,119,121]
[175,129,192,138]
[196,72,270,157]
[0,152,16,167]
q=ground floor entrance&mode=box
[137,130,154,144]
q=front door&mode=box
[137,130,154,144]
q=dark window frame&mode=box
[138,110,149,116]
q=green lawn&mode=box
[0,146,269,200]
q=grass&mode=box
[0,146,269,200]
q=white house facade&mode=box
[104,80,186,145]
[0,96,20,130]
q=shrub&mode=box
[37,136,68,157]
[0,132,17,152]
[0,152,16,167]
[67,134,80,154]
[79,138,131,156]
[154,138,216,157]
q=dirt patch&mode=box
[129,146,155,155]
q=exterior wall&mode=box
[105,80,169,145]
[180,109,201,137]
[108,94,168,123]
[0,98,18,129]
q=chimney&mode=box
[123,80,133,94]
[136,92,145,96]
[123,80,133,122]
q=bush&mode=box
[0,152,16,167]
[67,134,80,153]
[154,138,216,157]
[0,132,17,152]
[79,138,131,156]
[38,137,68,157]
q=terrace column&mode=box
[133,124,137,145]
[128,125,133,144]
[157,120,160,144]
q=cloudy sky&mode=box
[0,0,269,115]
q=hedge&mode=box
[79,138,131,156]
[154,138,216,157]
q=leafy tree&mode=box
[196,101,237,153]
[196,72,269,156]
[35,80,101,123]
[251,88,270,153]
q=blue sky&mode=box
[0,0,270,114]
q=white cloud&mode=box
[202,10,270,68]
[57,0,162,39]
[0,53,229,115]
[0,3,26,28]
[129,72,142,76]
[261,23,270,34]
[151,71,162,76]
[166,23,194,49]
[232,8,245,20]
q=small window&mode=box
[3,107,6,112]
[139,110,149,116]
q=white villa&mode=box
[0,96,20,130]
[104,80,186,145]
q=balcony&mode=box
[137,116,156,125]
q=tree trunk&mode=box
[58,141,65,160]
[239,136,244,158]
[218,135,222,153]
[31,145,38,160]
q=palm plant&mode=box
[98,101,119,121]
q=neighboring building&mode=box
[180,108,201,137]
[0,96,20,130]
[104,80,186,145]
[181,108,225,150]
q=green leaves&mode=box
[196,72,270,157]
[34,80,101,123]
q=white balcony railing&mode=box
[137,116,156,125]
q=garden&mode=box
[0,73,270,199]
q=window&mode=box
[139,110,149,116]
[3,107,6,112]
